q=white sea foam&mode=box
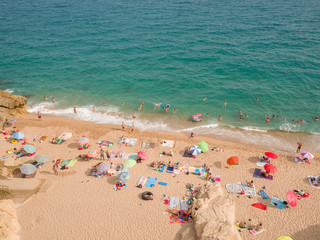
[239,126,268,133]
[3,89,14,93]
[27,103,173,131]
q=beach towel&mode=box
[157,164,166,172]
[295,157,310,164]
[173,169,180,175]
[253,168,273,180]
[188,167,196,174]
[158,182,168,186]
[160,140,175,148]
[307,176,320,188]
[128,138,137,146]
[39,136,48,143]
[256,161,267,167]
[137,176,148,187]
[33,135,41,142]
[180,164,188,173]
[183,151,192,158]
[251,203,267,210]
[141,142,155,149]
[180,200,188,211]
[258,190,270,199]
[114,182,127,190]
[199,168,206,177]
[250,229,266,235]
[235,222,246,232]
[167,166,174,173]
[99,140,114,148]
[169,210,192,224]
[61,159,72,167]
[270,197,286,209]
[170,197,179,208]
[225,182,256,196]
[110,151,124,159]
[118,137,126,144]
[213,175,221,182]
[145,177,157,188]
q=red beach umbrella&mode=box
[227,156,239,165]
[286,191,297,207]
[137,151,148,160]
[265,152,278,159]
[264,164,277,173]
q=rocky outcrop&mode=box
[190,183,241,240]
[0,90,27,126]
[0,199,20,240]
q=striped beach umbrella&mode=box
[20,164,36,175]
[13,132,24,140]
[23,144,36,153]
[118,172,131,181]
[35,155,50,163]
[87,150,99,158]
[78,137,89,145]
[301,152,314,160]
[123,159,136,168]
[97,163,110,172]
[190,145,201,156]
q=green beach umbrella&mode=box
[198,141,209,152]
[123,159,137,168]
[35,155,50,163]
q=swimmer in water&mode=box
[132,113,136,119]
[206,113,209,118]
[202,98,207,101]
[277,115,279,119]
[154,104,156,111]
[255,97,259,101]
[74,106,77,114]
[44,97,48,101]
[238,117,242,121]
[245,114,248,118]
[315,116,319,121]
[103,102,107,106]
[51,97,55,103]
[266,118,270,122]
[92,106,96,111]
[238,110,242,116]
[283,117,286,121]
[223,102,227,107]
[174,109,177,113]
[218,116,222,121]
[121,102,124,106]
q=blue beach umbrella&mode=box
[23,144,36,153]
[190,145,201,156]
[118,172,131,181]
[13,132,24,140]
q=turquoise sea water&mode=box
[1,0,320,150]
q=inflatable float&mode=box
[192,113,202,122]
[142,191,153,200]
[162,104,170,109]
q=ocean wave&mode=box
[3,89,14,93]
[27,103,173,132]
[239,126,268,133]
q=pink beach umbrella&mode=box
[301,152,314,160]
[78,137,89,145]
[137,151,148,160]
[286,191,297,207]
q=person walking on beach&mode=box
[74,106,77,114]
[121,122,126,131]
[296,142,303,153]
[37,111,42,121]
[100,149,105,160]
[52,164,58,175]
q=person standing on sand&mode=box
[74,106,77,114]
[53,164,58,175]
[296,142,303,153]
[37,111,42,121]
[121,122,125,131]
[100,149,105,160]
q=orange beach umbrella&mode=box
[227,156,239,165]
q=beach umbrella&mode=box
[265,152,278,159]
[97,163,110,172]
[227,156,239,165]
[198,141,209,153]
[35,155,50,163]
[123,159,137,168]
[23,144,36,153]
[13,132,24,140]
[190,145,201,156]
[78,137,89,145]
[286,191,297,207]
[87,150,99,158]
[264,164,277,173]
[20,164,36,175]
[137,151,148,160]
[301,152,314,160]
[277,236,293,240]
[9,119,17,124]
[118,172,131,181]
[59,132,72,140]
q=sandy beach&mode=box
[1,113,320,240]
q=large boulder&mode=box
[191,183,241,240]
[0,199,20,240]
[0,90,27,126]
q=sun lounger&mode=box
[160,140,175,148]
[250,229,266,235]
[169,197,179,208]
[253,168,273,180]
[145,177,157,188]
[225,182,256,196]
[307,176,320,188]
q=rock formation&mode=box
[0,90,27,127]
[0,199,20,240]
[190,182,241,240]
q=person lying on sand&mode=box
[168,161,173,168]
[247,180,254,188]
[261,156,268,162]
[151,161,157,169]
[239,221,248,229]
[259,170,269,178]
[158,162,164,169]
[253,223,263,232]
[310,177,319,187]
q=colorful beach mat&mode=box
[169,210,192,224]
[145,177,157,188]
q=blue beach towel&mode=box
[258,190,270,199]
[167,166,174,173]
[158,164,166,172]
[145,177,157,188]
